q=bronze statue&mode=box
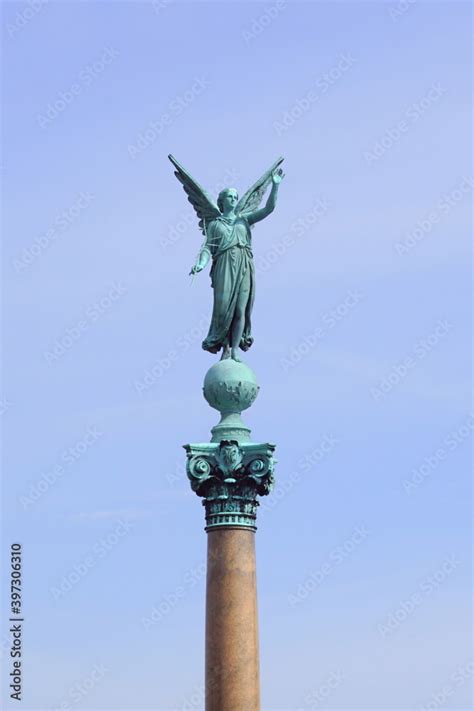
[169,155,285,361]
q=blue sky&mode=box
[1,1,472,709]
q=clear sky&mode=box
[1,1,472,709]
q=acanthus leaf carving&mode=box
[183,441,276,530]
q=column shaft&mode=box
[205,527,260,711]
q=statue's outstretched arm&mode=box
[190,246,211,275]
[189,222,214,275]
[246,169,284,226]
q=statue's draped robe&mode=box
[202,216,255,353]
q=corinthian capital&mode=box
[184,440,276,531]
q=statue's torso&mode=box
[208,217,252,257]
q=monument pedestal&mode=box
[184,360,276,711]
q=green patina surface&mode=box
[170,155,284,526]
[184,357,276,530]
[169,154,284,363]
[184,440,275,531]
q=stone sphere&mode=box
[203,360,259,414]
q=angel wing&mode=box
[235,156,284,219]
[168,154,221,234]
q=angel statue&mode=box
[168,154,285,362]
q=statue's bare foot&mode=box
[231,348,242,362]
[220,346,231,360]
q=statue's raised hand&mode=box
[272,168,284,185]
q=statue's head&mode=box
[217,188,239,213]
